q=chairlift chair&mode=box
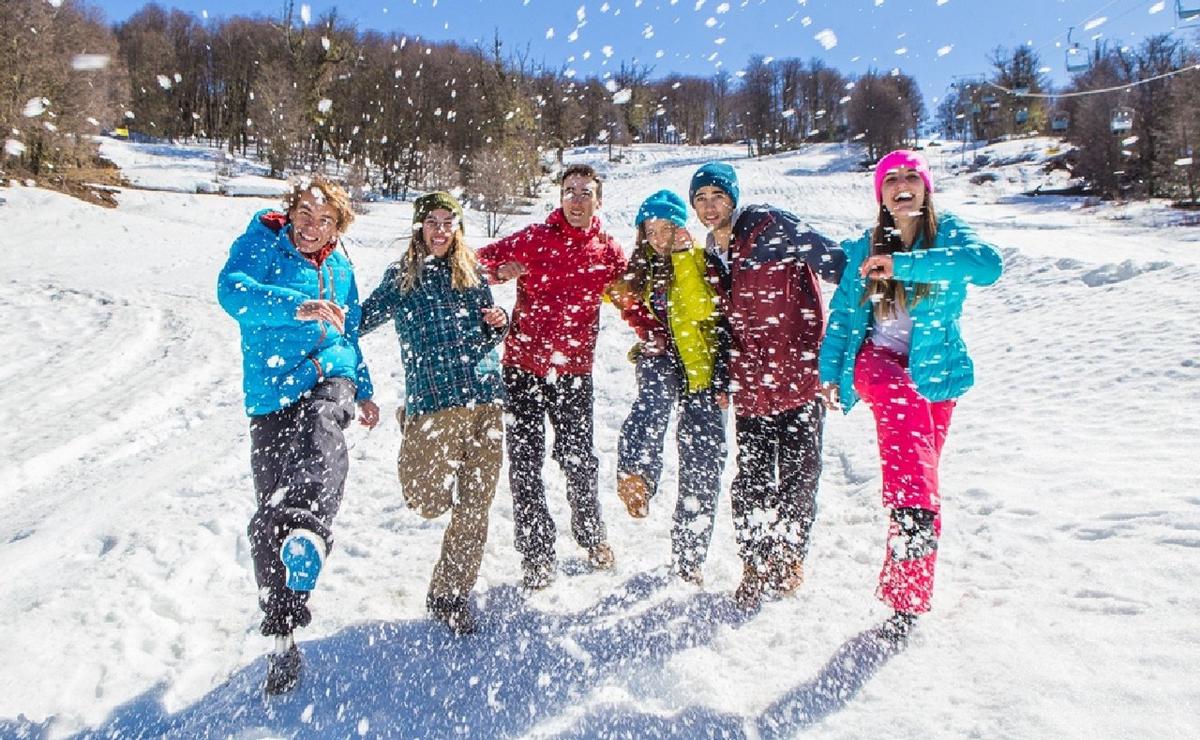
[1110,108,1134,133]
[1178,1,1200,22]
[1051,112,1070,132]
[1065,28,1090,73]
[1015,108,1030,125]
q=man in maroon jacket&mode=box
[478,164,651,590]
[690,161,846,610]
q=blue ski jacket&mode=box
[818,212,1002,412]
[218,210,373,416]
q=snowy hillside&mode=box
[1,138,1198,739]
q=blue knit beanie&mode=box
[689,161,739,208]
[635,189,688,227]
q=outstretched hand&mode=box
[357,399,380,429]
[818,382,841,412]
[496,261,528,281]
[482,306,507,328]
[296,300,346,333]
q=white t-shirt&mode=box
[869,303,912,355]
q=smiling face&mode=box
[879,167,927,218]
[287,189,341,254]
[643,218,679,256]
[421,208,458,258]
[560,173,601,230]
[691,185,734,231]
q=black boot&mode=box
[878,611,918,643]
[265,634,302,694]
[427,594,477,636]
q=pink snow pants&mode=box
[853,341,955,614]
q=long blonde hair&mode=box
[395,228,481,293]
[862,196,938,319]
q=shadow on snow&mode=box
[41,572,901,739]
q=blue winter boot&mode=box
[280,529,325,592]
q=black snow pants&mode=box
[731,399,825,568]
[247,377,355,636]
[503,366,605,568]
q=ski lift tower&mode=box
[949,75,987,165]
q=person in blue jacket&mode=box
[360,191,508,636]
[819,150,1002,641]
[217,178,380,693]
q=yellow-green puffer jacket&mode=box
[642,245,723,394]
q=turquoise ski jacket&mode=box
[218,210,373,416]
[818,212,1002,412]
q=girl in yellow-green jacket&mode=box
[615,190,731,586]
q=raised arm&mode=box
[359,265,404,336]
[774,209,847,284]
[891,214,1003,287]
[217,234,309,327]
[476,228,529,283]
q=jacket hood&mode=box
[547,208,602,239]
[257,210,337,265]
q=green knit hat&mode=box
[413,191,464,227]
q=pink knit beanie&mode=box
[873,150,933,203]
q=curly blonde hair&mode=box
[283,176,355,232]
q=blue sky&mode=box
[97,0,1199,107]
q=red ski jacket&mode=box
[478,209,652,377]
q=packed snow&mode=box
[1,136,1197,738]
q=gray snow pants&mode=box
[247,377,356,636]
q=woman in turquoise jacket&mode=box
[819,150,1002,640]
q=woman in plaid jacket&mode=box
[361,192,507,635]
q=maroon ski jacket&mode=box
[710,205,845,416]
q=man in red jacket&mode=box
[690,161,846,610]
[478,164,647,590]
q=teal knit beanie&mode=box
[635,189,688,227]
[689,161,740,208]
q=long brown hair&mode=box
[394,228,481,293]
[862,196,938,319]
[621,222,673,300]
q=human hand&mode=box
[296,300,346,333]
[481,306,507,328]
[715,392,729,410]
[859,255,894,281]
[641,332,668,356]
[357,399,380,429]
[818,382,841,412]
[496,261,528,281]
[673,226,695,251]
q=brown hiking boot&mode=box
[674,563,704,587]
[733,561,765,610]
[617,473,650,518]
[587,542,615,570]
[769,558,805,597]
[427,594,478,636]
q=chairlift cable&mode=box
[986,62,1200,98]
[1031,0,1136,60]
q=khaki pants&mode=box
[397,403,503,600]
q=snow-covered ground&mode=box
[1,137,1197,738]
